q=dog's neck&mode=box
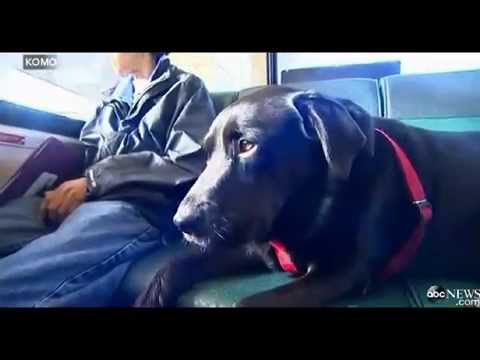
[269,168,364,274]
[270,130,417,276]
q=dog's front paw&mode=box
[134,269,176,308]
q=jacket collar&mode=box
[105,54,172,107]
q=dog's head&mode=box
[173,86,375,250]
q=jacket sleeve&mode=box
[84,77,216,201]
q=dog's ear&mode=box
[336,98,375,158]
[293,92,370,180]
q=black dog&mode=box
[135,86,480,307]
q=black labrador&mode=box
[135,86,480,307]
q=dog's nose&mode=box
[173,210,204,236]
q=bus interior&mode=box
[1,52,480,308]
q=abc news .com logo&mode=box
[23,54,58,70]
[427,285,480,307]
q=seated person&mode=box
[0,52,216,306]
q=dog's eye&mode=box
[238,139,256,156]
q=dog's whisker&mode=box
[213,229,226,241]
[211,224,227,241]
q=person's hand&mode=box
[41,177,87,225]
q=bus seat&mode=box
[237,79,382,117]
[281,61,401,83]
[381,69,480,131]
[211,91,240,116]
[119,242,425,308]
[287,78,382,117]
[177,273,420,307]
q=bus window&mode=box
[170,53,267,92]
[0,52,113,121]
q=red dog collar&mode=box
[270,128,433,281]
[270,239,298,273]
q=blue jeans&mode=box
[0,197,162,307]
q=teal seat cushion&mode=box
[119,240,480,308]
[178,275,417,307]
[178,274,480,308]
[178,272,294,307]
[400,116,480,132]
[177,274,418,307]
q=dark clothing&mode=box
[80,56,216,228]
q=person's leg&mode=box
[0,200,163,307]
[0,196,53,257]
